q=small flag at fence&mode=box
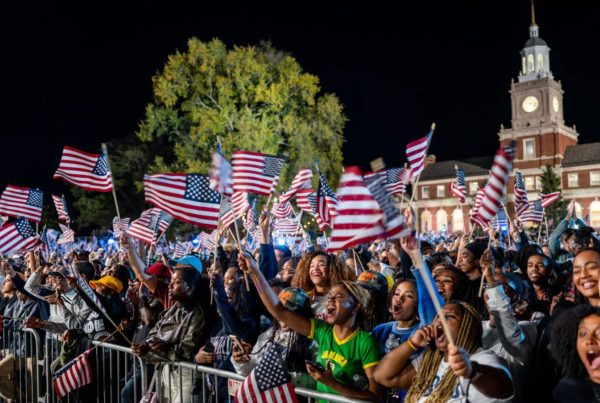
[53,348,95,398]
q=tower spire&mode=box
[530,0,537,27]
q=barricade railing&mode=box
[0,326,369,403]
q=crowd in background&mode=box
[1,199,600,402]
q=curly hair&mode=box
[405,301,483,403]
[550,304,600,380]
[340,281,372,331]
[290,251,355,293]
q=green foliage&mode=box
[540,164,565,228]
[70,39,346,234]
[136,38,346,189]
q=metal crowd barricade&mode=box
[0,327,368,403]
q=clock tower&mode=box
[499,2,578,170]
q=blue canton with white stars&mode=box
[27,189,43,208]
[365,177,399,222]
[387,168,405,185]
[92,154,110,176]
[262,157,285,177]
[254,344,291,391]
[318,171,337,199]
[14,218,35,238]
[184,174,221,204]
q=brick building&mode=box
[413,12,600,233]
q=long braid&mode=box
[405,301,483,403]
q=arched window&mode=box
[522,56,527,74]
[527,54,534,72]
[590,201,600,228]
[537,53,544,70]
[436,209,448,233]
[452,208,465,232]
[575,202,583,219]
[421,210,432,233]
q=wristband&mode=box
[406,339,418,352]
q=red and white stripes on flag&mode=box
[57,223,75,244]
[513,171,529,217]
[473,143,515,225]
[52,348,94,398]
[278,169,313,205]
[328,167,386,251]
[272,201,293,219]
[406,130,433,180]
[144,173,221,229]
[316,170,338,227]
[127,208,163,244]
[0,185,43,223]
[199,231,218,250]
[112,217,130,238]
[449,167,467,204]
[469,189,488,228]
[52,194,71,224]
[53,146,113,192]
[520,199,544,223]
[0,218,39,254]
[296,189,313,213]
[364,174,410,240]
[274,218,301,235]
[540,192,560,209]
[231,151,286,195]
[219,192,249,229]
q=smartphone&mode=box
[305,360,325,371]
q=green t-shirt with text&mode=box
[309,318,380,396]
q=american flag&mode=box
[364,174,410,240]
[0,216,7,227]
[53,348,94,398]
[157,210,174,233]
[52,194,71,224]
[406,130,433,180]
[278,169,313,205]
[328,167,386,251]
[209,141,233,197]
[364,168,408,196]
[296,189,313,213]
[244,200,257,233]
[57,223,75,244]
[308,193,328,232]
[220,191,249,229]
[127,208,163,244]
[520,199,544,223]
[272,201,293,219]
[38,226,50,258]
[199,231,217,250]
[470,188,488,228]
[231,151,286,195]
[513,171,529,216]
[316,170,338,226]
[112,217,131,238]
[450,167,467,204]
[172,242,186,259]
[473,143,515,225]
[53,146,113,192]
[0,185,43,223]
[0,218,39,253]
[274,218,301,235]
[540,191,560,209]
[234,343,297,403]
[144,173,221,229]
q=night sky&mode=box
[1,1,599,195]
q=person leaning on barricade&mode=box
[132,265,210,403]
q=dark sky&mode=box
[1,1,599,194]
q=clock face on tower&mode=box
[522,96,539,113]
[552,96,560,113]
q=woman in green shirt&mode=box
[238,252,383,402]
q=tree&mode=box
[540,164,565,229]
[136,38,346,189]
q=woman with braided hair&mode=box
[374,301,513,402]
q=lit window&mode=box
[420,210,432,233]
[537,54,544,70]
[437,185,445,198]
[525,177,535,191]
[469,182,478,195]
[591,172,600,186]
[421,186,430,199]
[527,54,534,72]
[522,57,526,74]
[523,138,535,159]
[568,173,579,188]
[535,176,542,191]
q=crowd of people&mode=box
[1,200,600,402]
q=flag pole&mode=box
[408,123,436,207]
[101,143,121,221]
[232,219,250,291]
[544,212,550,237]
[537,209,545,243]
[399,162,409,211]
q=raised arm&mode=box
[238,252,311,337]
[258,212,278,281]
[120,235,158,293]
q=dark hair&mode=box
[172,266,201,297]
[551,305,600,380]
[574,227,600,255]
[388,279,418,322]
[434,264,469,301]
[268,278,290,290]
[74,261,95,280]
